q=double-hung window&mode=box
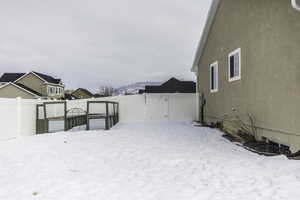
[228,48,241,82]
[210,61,218,93]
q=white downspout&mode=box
[291,0,300,12]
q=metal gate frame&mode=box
[36,100,119,134]
[36,101,67,134]
[86,101,119,130]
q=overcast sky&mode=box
[0,0,211,91]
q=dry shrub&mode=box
[222,109,258,143]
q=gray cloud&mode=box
[0,0,212,91]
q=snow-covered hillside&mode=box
[0,121,300,200]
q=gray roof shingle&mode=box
[0,73,26,82]
[0,72,62,85]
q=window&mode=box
[49,87,53,94]
[228,48,241,82]
[48,87,55,95]
[210,61,218,93]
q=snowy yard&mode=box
[1,121,300,200]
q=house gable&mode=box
[15,73,46,96]
[192,0,300,73]
[191,0,220,73]
[0,83,38,99]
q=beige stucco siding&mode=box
[0,85,35,99]
[198,0,300,152]
[16,73,47,96]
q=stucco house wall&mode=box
[0,84,35,99]
[16,73,46,96]
[197,0,300,152]
[16,73,64,99]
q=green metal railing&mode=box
[36,100,119,134]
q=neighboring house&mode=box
[0,71,64,99]
[191,0,300,152]
[139,78,196,94]
[115,82,161,95]
[63,93,77,100]
[72,88,94,99]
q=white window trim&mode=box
[210,61,219,93]
[228,48,241,82]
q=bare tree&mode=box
[97,86,115,97]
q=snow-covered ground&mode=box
[1,121,300,200]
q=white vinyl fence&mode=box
[0,98,37,140]
[0,93,197,140]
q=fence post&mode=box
[113,103,116,125]
[117,102,119,123]
[86,101,90,130]
[43,102,48,133]
[17,97,22,136]
[105,102,109,130]
[64,101,67,131]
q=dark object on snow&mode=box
[237,130,256,143]
[139,78,196,94]
[222,134,237,142]
[243,141,291,156]
[287,150,300,159]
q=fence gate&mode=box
[86,101,119,130]
[36,101,67,134]
[36,104,47,134]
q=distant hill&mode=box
[114,82,162,95]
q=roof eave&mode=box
[191,0,220,73]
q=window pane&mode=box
[211,67,215,90]
[234,54,239,77]
[214,68,218,90]
[230,56,235,78]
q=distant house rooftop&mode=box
[73,88,94,96]
[0,71,61,85]
[140,78,196,94]
[0,73,26,83]
[33,71,61,84]
[0,71,64,99]
[72,88,94,99]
